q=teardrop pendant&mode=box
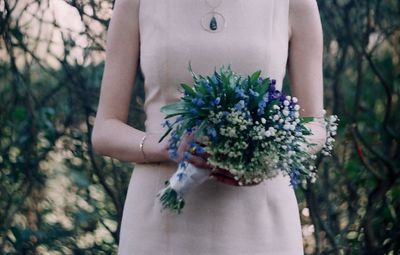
[209,16,218,31]
[201,11,226,33]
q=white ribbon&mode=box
[169,163,211,196]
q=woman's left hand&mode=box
[209,166,262,186]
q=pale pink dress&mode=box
[118,0,307,254]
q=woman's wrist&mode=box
[141,132,171,163]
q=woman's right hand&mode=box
[173,132,214,171]
[160,132,262,186]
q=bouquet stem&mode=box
[157,162,210,214]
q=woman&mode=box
[91,0,327,254]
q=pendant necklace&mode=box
[201,0,227,33]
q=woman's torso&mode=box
[138,0,290,133]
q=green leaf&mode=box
[250,70,262,83]
[180,83,196,96]
[159,126,173,143]
[300,116,315,123]
[160,102,189,115]
[194,120,208,140]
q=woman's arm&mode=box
[288,0,327,154]
[91,0,169,163]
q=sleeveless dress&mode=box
[118,0,304,254]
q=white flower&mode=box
[261,117,266,124]
[294,105,300,111]
[283,124,290,130]
[283,100,290,106]
[292,97,298,103]
[282,110,289,116]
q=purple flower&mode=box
[267,79,277,92]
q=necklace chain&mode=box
[204,0,223,10]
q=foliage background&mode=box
[0,0,399,254]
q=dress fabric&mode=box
[118,0,304,254]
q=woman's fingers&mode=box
[179,133,262,186]
[188,154,213,171]
[210,173,240,186]
[210,167,262,186]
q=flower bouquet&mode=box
[156,63,338,214]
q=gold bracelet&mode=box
[139,133,150,163]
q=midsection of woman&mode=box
[118,0,305,254]
[92,0,325,253]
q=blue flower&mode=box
[211,97,221,107]
[178,160,188,169]
[183,151,191,161]
[289,168,301,188]
[235,87,248,100]
[203,80,213,93]
[167,131,180,160]
[161,120,172,128]
[177,172,186,182]
[168,149,178,160]
[249,89,259,97]
[191,108,199,115]
[257,92,270,116]
[192,97,205,107]
[244,111,252,121]
[207,127,217,141]
[234,100,246,111]
[187,139,205,156]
